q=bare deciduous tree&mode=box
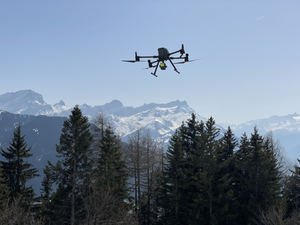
[0,196,44,225]
[91,111,109,140]
[258,204,300,225]
[80,178,137,225]
[258,205,287,225]
[123,127,163,224]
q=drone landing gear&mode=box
[149,59,180,77]
[169,59,180,74]
[151,61,159,77]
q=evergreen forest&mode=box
[1,106,300,225]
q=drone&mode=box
[122,44,199,77]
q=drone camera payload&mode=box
[122,44,199,77]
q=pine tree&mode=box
[0,123,39,210]
[48,105,93,225]
[248,127,281,217]
[159,127,188,225]
[36,164,53,223]
[195,117,221,225]
[0,162,9,211]
[234,132,253,224]
[94,125,130,207]
[47,183,72,224]
[183,115,205,224]
[214,126,237,224]
[286,159,300,217]
[159,114,209,225]
[40,164,53,202]
[234,127,282,224]
[184,113,204,155]
[261,133,282,204]
[160,115,224,225]
[218,127,237,163]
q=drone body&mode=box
[122,44,198,77]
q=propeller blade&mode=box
[189,58,201,62]
[143,67,152,70]
[122,60,146,63]
[174,58,201,64]
[122,60,136,63]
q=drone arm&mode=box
[170,57,186,60]
[169,50,181,55]
[123,54,158,63]
[170,54,189,62]
[169,44,185,57]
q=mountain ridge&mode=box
[1,90,299,159]
[0,90,206,143]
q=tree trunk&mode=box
[71,157,76,225]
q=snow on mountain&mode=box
[230,113,300,160]
[1,90,299,160]
[104,101,206,142]
[0,90,72,116]
[0,90,205,143]
[231,113,300,136]
[51,100,72,116]
[0,90,47,114]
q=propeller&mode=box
[122,60,137,63]
[179,44,185,58]
[174,58,201,64]
[122,51,146,63]
[122,60,146,63]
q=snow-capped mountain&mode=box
[230,114,300,160]
[231,114,300,135]
[104,100,208,142]
[1,89,300,194]
[0,90,71,116]
[0,97,206,195]
[1,90,299,160]
[0,90,206,143]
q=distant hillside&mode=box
[0,90,210,195]
[230,114,300,160]
[1,89,300,183]
[0,110,66,193]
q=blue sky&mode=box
[1,1,299,124]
